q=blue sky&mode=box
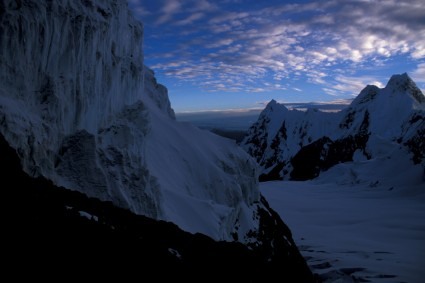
[129,0,425,113]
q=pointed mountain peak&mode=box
[387,73,413,87]
[352,73,425,106]
[264,99,288,112]
[267,99,278,106]
[385,73,425,103]
[352,84,380,106]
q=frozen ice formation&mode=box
[0,0,263,241]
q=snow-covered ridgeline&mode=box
[242,100,339,172]
[341,74,424,140]
[241,74,425,181]
[0,0,263,242]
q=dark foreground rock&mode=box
[0,134,315,282]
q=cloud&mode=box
[139,0,425,95]
[175,12,204,25]
[411,63,425,83]
[205,38,234,48]
[131,6,151,17]
[219,0,243,3]
[127,0,143,5]
[209,12,250,24]
[156,0,182,25]
[307,70,327,85]
[411,47,425,59]
[127,0,151,17]
[325,75,386,96]
[191,0,217,12]
[411,63,425,93]
[323,88,343,97]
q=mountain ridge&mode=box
[241,73,425,183]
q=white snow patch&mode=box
[168,248,182,259]
[78,211,99,222]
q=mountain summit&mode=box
[241,74,425,183]
[385,73,425,104]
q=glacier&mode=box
[0,0,262,241]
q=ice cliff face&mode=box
[0,0,263,241]
[241,74,425,183]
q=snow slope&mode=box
[0,132,314,281]
[262,178,425,283]
[0,0,265,242]
[252,73,425,282]
[261,132,425,282]
[241,74,425,181]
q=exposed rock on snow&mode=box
[241,73,425,183]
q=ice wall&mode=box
[0,0,261,241]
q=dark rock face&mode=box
[244,117,270,164]
[290,137,333,181]
[259,162,286,182]
[291,110,371,181]
[403,113,425,165]
[0,134,315,281]
[290,133,370,181]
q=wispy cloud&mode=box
[191,0,217,12]
[156,0,183,25]
[411,63,425,83]
[324,75,386,96]
[127,0,151,17]
[205,38,234,49]
[175,12,204,26]
[411,63,425,93]
[137,0,425,97]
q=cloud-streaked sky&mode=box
[129,0,425,112]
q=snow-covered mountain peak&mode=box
[386,73,417,91]
[351,85,380,106]
[385,73,425,105]
[241,73,425,182]
[352,73,424,109]
[342,73,424,137]
[263,99,289,115]
[266,99,278,108]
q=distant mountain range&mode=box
[241,73,425,183]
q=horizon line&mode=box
[175,99,354,115]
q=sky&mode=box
[128,0,425,113]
